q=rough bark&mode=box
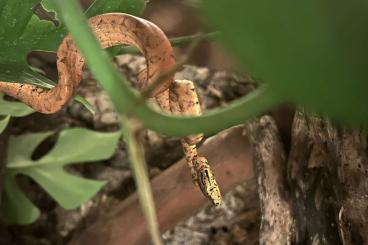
[247,111,368,244]
[245,116,295,244]
[287,111,368,244]
[337,127,368,245]
[287,111,339,244]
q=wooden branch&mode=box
[286,111,368,244]
[287,112,340,244]
[69,126,254,245]
[245,116,295,244]
[337,127,368,244]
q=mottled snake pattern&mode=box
[0,13,222,205]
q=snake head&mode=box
[194,157,222,206]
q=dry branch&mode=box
[245,116,295,244]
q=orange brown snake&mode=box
[0,13,222,205]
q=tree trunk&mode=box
[246,111,368,244]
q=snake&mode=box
[0,13,222,205]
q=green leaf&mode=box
[0,93,34,117]
[75,95,96,115]
[0,0,145,111]
[25,167,105,210]
[1,128,121,224]
[202,0,368,125]
[1,174,40,224]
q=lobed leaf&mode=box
[1,174,40,224]
[1,128,121,224]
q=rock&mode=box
[162,180,259,244]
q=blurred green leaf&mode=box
[0,115,10,134]
[202,0,368,125]
[1,128,121,224]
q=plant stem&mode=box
[121,117,162,245]
[0,115,10,134]
[170,31,219,45]
[51,0,281,137]
[108,31,220,56]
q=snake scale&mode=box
[0,13,222,205]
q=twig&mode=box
[108,32,220,56]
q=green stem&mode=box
[51,0,281,137]
[0,115,10,134]
[121,117,162,245]
[170,31,219,45]
[109,31,220,55]
[137,84,280,135]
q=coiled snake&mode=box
[0,13,222,205]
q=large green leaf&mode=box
[202,0,368,125]
[0,0,145,111]
[1,128,121,224]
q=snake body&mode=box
[0,13,222,205]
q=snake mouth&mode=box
[198,183,221,206]
[208,186,222,206]
[211,195,222,206]
[213,200,221,206]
